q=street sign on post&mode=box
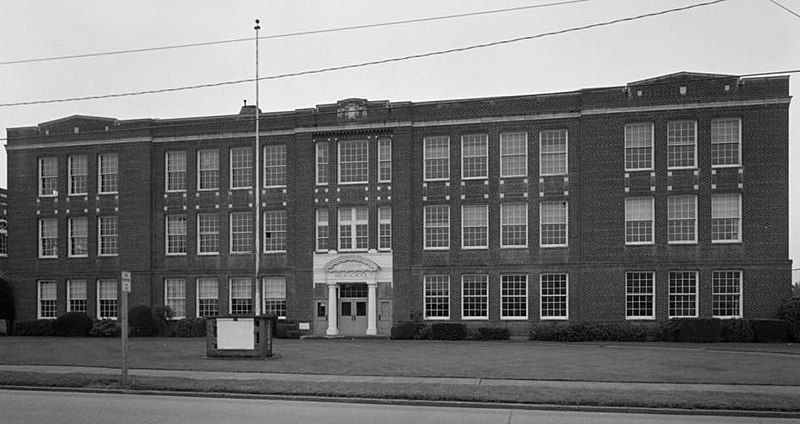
[120,271,130,384]
[121,271,131,293]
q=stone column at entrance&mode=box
[366,281,378,335]
[326,283,339,336]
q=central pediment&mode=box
[325,255,381,273]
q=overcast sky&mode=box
[1,0,798,267]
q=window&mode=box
[711,118,741,167]
[0,219,7,257]
[229,277,253,315]
[166,215,187,255]
[197,149,219,190]
[424,275,450,320]
[264,145,286,187]
[378,138,392,182]
[165,151,187,192]
[462,205,488,249]
[540,129,568,176]
[668,195,697,244]
[98,153,118,194]
[38,281,58,319]
[67,280,87,313]
[378,207,391,250]
[263,277,286,317]
[164,278,186,319]
[338,207,368,251]
[68,155,88,195]
[667,121,697,169]
[197,213,219,254]
[316,142,329,185]
[501,275,527,319]
[501,203,527,248]
[230,147,253,189]
[712,271,742,318]
[540,273,568,319]
[264,210,287,252]
[197,278,219,317]
[462,275,488,319]
[97,279,118,319]
[424,136,450,181]
[625,197,654,244]
[540,201,568,247]
[230,212,253,254]
[338,140,369,184]
[668,271,698,318]
[461,134,488,179]
[500,132,527,178]
[39,157,58,197]
[98,216,118,256]
[316,209,329,252]
[39,218,57,258]
[68,216,88,257]
[624,123,653,171]
[424,205,450,249]
[712,194,741,243]
[625,272,654,319]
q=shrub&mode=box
[778,298,800,341]
[89,319,120,337]
[529,322,658,342]
[472,327,510,341]
[173,318,206,337]
[662,318,723,343]
[720,319,754,342]
[152,305,174,336]
[275,322,298,339]
[285,330,303,339]
[430,323,466,340]
[0,278,15,324]
[128,305,159,337]
[12,320,55,336]
[53,312,93,337]
[750,319,790,343]
[390,321,423,340]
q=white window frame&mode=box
[165,214,187,256]
[68,155,88,196]
[197,149,220,191]
[500,132,528,178]
[667,271,699,319]
[315,142,329,186]
[38,157,58,197]
[423,205,450,250]
[316,209,329,252]
[98,153,119,194]
[165,151,187,193]
[625,197,655,245]
[625,271,655,320]
[712,270,744,319]
[666,120,698,170]
[423,136,450,182]
[378,206,392,251]
[228,277,254,315]
[711,118,742,168]
[461,204,489,250]
[667,195,698,245]
[539,129,569,177]
[164,278,186,319]
[500,203,528,248]
[540,273,569,320]
[229,211,253,254]
[196,278,219,318]
[262,276,287,318]
[461,274,489,320]
[539,201,568,248]
[97,215,118,257]
[460,134,488,180]
[423,275,450,320]
[97,279,119,320]
[624,122,654,172]
[378,138,392,183]
[263,210,287,253]
[197,212,219,255]
[263,145,287,188]
[338,207,369,251]
[38,218,58,259]
[67,279,88,313]
[38,280,58,320]
[68,216,88,258]
[711,194,742,244]
[500,274,528,320]
[229,146,253,190]
[337,139,369,185]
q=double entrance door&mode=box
[339,283,367,335]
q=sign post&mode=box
[120,271,131,385]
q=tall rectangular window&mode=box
[166,215,187,255]
[263,277,286,318]
[624,123,653,171]
[264,210,287,252]
[424,136,450,181]
[38,281,58,319]
[197,149,219,190]
[461,134,488,179]
[668,195,697,244]
[540,201,568,247]
[540,129,568,176]
[501,275,527,319]
[424,205,450,250]
[711,118,741,167]
[378,206,391,251]
[164,278,186,319]
[39,218,58,258]
[67,280,87,313]
[197,278,219,317]
[97,279,118,319]
[98,216,118,256]
[462,205,488,249]
[230,147,253,189]
[668,271,698,318]
[39,157,58,197]
[316,209,329,252]
[197,213,219,254]
[229,277,253,315]
[712,271,742,318]
[378,138,392,182]
[230,212,253,254]
[68,155,88,195]
[501,203,527,248]
[98,153,118,194]
[712,194,741,243]
[338,140,368,184]
[338,207,368,251]
[316,142,329,185]
[625,272,654,319]
[461,275,488,319]
[625,197,654,244]
[500,132,527,178]
[424,275,450,320]
[68,216,88,257]
[165,151,187,192]
[667,121,697,169]
[540,273,568,319]
[264,145,286,187]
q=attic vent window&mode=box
[724,85,730,92]
[679,86,687,96]
[104,126,109,131]
[45,129,50,135]
[74,127,80,134]
[636,90,642,97]
[338,103,367,120]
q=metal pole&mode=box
[253,18,262,316]
[120,289,128,384]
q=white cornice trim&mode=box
[581,97,791,116]
[5,136,152,151]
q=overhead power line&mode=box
[0,0,731,108]
[0,0,593,66]
[767,0,800,20]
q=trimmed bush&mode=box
[173,318,206,337]
[430,323,466,340]
[662,318,722,343]
[12,320,55,336]
[275,322,298,339]
[529,322,659,342]
[720,319,754,342]
[53,312,93,337]
[128,305,159,337]
[778,298,800,341]
[89,319,120,337]
[0,278,15,324]
[750,319,790,343]
[286,330,303,339]
[472,327,510,341]
[152,305,174,336]
[390,321,422,340]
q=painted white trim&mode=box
[263,210,287,254]
[66,279,87,313]
[460,134,488,180]
[539,201,568,248]
[97,216,119,257]
[667,271,700,319]
[38,218,57,259]
[196,212,219,256]
[666,120,698,170]
[423,136,450,182]
[315,141,329,186]
[165,150,187,193]
[263,145,288,189]
[96,278,119,320]
[196,149,220,191]
[377,138,392,183]
[711,270,744,319]
[711,117,743,168]
[315,208,329,252]
[667,195,698,245]
[337,140,369,185]
[165,215,187,256]
[337,206,369,252]
[68,155,88,196]
[37,280,58,320]
[500,203,528,248]
[582,97,789,116]
[97,153,119,195]
[623,122,655,172]
[500,274,528,320]
[499,132,528,178]
[229,211,253,254]
[229,146,254,190]
[461,204,489,250]
[711,193,743,244]
[423,204,450,250]
[67,216,88,258]
[461,275,489,320]
[164,278,187,320]
[539,273,569,321]
[196,277,219,318]
[377,206,392,251]
[423,275,450,320]
[624,271,656,321]
[539,129,569,177]
[624,197,655,245]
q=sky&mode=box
[1,0,798,268]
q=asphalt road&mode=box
[0,389,796,424]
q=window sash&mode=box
[197,278,219,317]
[98,154,118,193]
[98,216,118,256]
[424,205,450,249]
[501,275,527,319]
[67,280,87,313]
[264,210,287,252]
[667,196,697,243]
[229,278,253,315]
[316,142,329,185]
[378,138,392,182]
[197,213,219,254]
[39,157,58,196]
[501,203,528,247]
[667,121,697,169]
[98,279,118,319]
[540,130,568,176]
[711,118,741,167]
[39,218,58,258]
[712,194,742,242]
[712,271,742,318]
[264,145,287,187]
[461,134,488,179]
[316,209,329,252]
[338,140,369,184]
[625,197,654,244]
[164,278,186,318]
[68,155,88,195]
[424,275,450,319]
[378,206,391,250]
[424,136,450,181]
[668,271,698,318]
[540,202,568,247]
[197,149,220,190]
[500,132,527,178]
[461,205,488,248]
[624,123,653,171]
[461,275,488,319]
[262,277,287,317]
[230,147,254,189]
[166,151,187,192]
[68,217,88,257]
[39,281,58,319]
[338,207,368,251]
[166,215,187,255]
[625,272,655,319]
[230,212,253,253]
[540,274,568,319]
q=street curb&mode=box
[2,385,799,419]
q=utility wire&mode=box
[767,0,800,19]
[0,0,730,108]
[0,0,593,66]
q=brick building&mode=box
[4,72,792,336]
[0,188,7,270]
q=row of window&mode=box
[39,216,118,258]
[625,194,742,244]
[422,271,743,321]
[39,153,118,197]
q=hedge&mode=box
[172,318,206,337]
[53,312,93,337]
[430,323,466,340]
[0,278,15,324]
[530,322,659,342]
[662,318,723,343]
[12,320,55,336]
[778,297,800,341]
[750,319,790,343]
[470,327,510,341]
[390,321,426,340]
[128,305,159,337]
[89,319,121,337]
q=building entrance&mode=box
[338,283,368,335]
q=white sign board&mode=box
[298,322,310,330]
[216,318,255,350]
[121,271,132,293]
